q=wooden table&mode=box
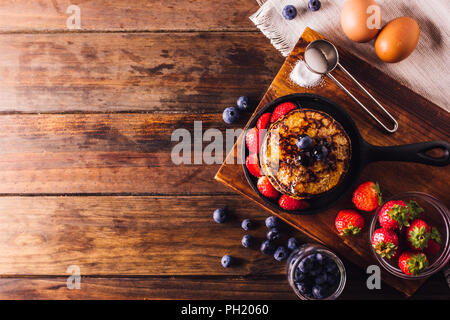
[0,0,447,299]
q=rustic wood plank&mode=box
[0,272,447,300]
[215,27,450,297]
[0,0,258,32]
[0,195,311,275]
[0,277,296,300]
[0,113,254,194]
[0,194,447,297]
[0,32,282,113]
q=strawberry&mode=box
[398,251,429,276]
[406,219,431,250]
[335,210,365,236]
[257,176,280,199]
[371,228,399,259]
[270,102,296,123]
[245,154,262,177]
[352,181,382,212]
[378,200,423,230]
[408,200,425,219]
[245,127,260,154]
[424,227,442,256]
[425,239,441,257]
[378,200,407,230]
[279,195,310,211]
[257,113,272,130]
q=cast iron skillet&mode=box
[242,93,450,214]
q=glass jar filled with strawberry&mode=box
[369,192,449,279]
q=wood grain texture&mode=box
[0,277,296,300]
[0,113,254,194]
[215,28,450,296]
[4,194,446,299]
[0,0,257,32]
[0,32,282,113]
[0,195,309,275]
[0,272,447,300]
[0,0,447,300]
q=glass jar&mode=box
[370,192,450,279]
[287,243,346,300]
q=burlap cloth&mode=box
[250,0,450,111]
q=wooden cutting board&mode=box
[215,27,450,296]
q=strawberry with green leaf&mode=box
[335,210,365,236]
[398,251,429,276]
[406,219,431,250]
[372,227,399,259]
[425,227,442,256]
[378,200,424,230]
[408,201,425,219]
[352,181,382,212]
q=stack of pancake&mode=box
[260,108,352,200]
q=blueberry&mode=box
[314,253,324,264]
[294,267,306,282]
[287,237,300,251]
[260,240,276,255]
[222,107,239,124]
[301,277,315,287]
[241,219,254,231]
[306,254,316,262]
[282,5,297,20]
[213,208,227,223]
[274,246,289,261]
[327,273,339,286]
[315,272,328,285]
[237,96,249,111]
[221,255,233,268]
[325,260,338,274]
[265,216,280,229]
[267,227,281,241]
[322,255,332,265]
[328,268,340,279]
[309,263,323,276]
[308,0,321,12]
[298,256,313,273]
[297,152,312,167]
[312,145,328,161]
[241,234,254,248]
[296,134,313,150]
[296,282,311,295]
[312,285,328,299]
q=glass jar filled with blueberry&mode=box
[287,244,346,300]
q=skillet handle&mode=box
[365,141,450,167]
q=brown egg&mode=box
[375,17,420,63]
[341,0,381,42]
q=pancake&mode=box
[260,108,351,199]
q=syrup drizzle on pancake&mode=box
[261,109,352,199]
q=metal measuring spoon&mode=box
[304,39,398,133]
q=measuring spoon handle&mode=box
[328,64,398,133]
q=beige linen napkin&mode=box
[250,0,450,111]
